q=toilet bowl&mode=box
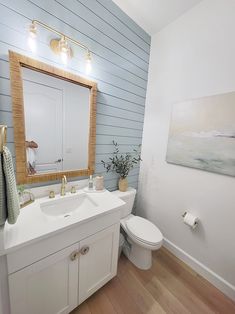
[112,188,163,270]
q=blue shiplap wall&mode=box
[0,0,150,190]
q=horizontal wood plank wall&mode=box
[0,0,150,190]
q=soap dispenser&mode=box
[88,175,94,190]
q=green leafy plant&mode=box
[17,185,25,197]
[101,141,142,179]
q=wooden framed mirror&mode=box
[9,50,97,184]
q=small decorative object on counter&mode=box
[71,186,76,193]
[88,175,94,190]
[101,141,141,192]
[17,185,35,208]
[95,175,104,191]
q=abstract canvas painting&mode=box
[166,91,235,176]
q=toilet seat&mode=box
[124,216,163,249]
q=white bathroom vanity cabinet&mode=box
[0,190,124,314]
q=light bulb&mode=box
[59,37,69,65]
[60,50,68,64]
[85,51,92,74]
[29,22,37,39]
[28,37,37,53]
[28,22,37,53]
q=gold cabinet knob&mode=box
[80,246,89,255]
[49,191,55,198]
[70,250,79,261]
[71,186,76,193]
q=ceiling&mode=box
[112,0,202,35]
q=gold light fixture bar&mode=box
[31,20,91,54]
[29,20,92,73]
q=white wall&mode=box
[137,0,235,300]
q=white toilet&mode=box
[112,187,163,270]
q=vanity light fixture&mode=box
[58,36,70,65]
[28,20,92,72]
[85,51,92,75]
[28,22,37,53]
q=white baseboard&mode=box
[163,238,235,302]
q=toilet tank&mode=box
[112,188,136,218]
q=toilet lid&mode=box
[126,216,163,245]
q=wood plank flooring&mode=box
[71,248,235,314]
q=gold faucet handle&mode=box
[49,190,55,198]
[62,175,67,184]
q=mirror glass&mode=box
[22,67,90,175]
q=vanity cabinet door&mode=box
[78,223,119,304]
[8,243,79,314]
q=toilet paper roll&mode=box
[183,212,199,229]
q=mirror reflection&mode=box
[22,67,90,175]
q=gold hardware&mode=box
[80,246,89,255]
[0,125,7,153]
[50,39,73,58]
[60,175,67,196]
[29,20,91,65]
[71,186,76,194]
[29,22,37,38]
[49,191,55,199]
[70,250,79,261]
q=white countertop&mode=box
[2,189,125,254]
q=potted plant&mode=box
[101,141,141,192]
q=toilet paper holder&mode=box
[182,211,199,229]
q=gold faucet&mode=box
[60,175,67,196]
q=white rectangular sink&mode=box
[40,192,98,218]
[4,189,126,253]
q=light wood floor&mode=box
[71,248,235,314]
